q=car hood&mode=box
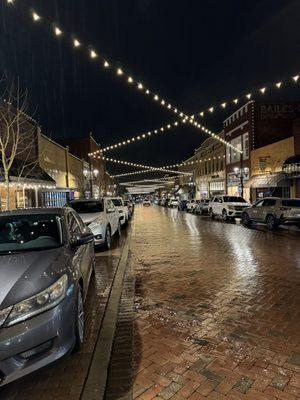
[78,212,104,224]
[0,246,69,309]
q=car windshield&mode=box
[223,196,247,203]
[111,199,123,207]
[0,214,63,254]
[282,199,300,207]
[69,201,104,213]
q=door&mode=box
[105,199,118,234]
[251,199,264,221]
[261,198,277,221]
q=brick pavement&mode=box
[131,206,300,400]
[0,254,120,400]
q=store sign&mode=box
[259,104,300,120]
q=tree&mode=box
[0,80,38,210]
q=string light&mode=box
[260,87,266,94]
[128,76,133,83]
[276,82,282,88]
[7,3,299,154]
[90,49,97,59]
[99,156,192,175]
[88,120,180,155]
[54,26,62,36]
[73,38,81,47]
[32,12,41,21]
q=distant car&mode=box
[143,199,151,206]
[0,207,95,386]
[124,200,133,219]
[195,199,210,215]
[161,199,169,207]
[110,197,129,227]
[168,199,179,208]
[178,200,188,211]
[154,199,160,205]
[186,200,196,212]
[209,195,250,221]
[241,197,300,230]
[68,198,120,249]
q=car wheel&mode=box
[209,208,215,219]
[105,225,112,249]
[222,209,229,222]
[266,214,278,231]
[74,288,84,352]
[241,212,250,226]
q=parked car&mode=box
[68,198,120,249]
[168,199,179,208]
[0,207,95,386]
[191,200,201,213]
[154,199,160,205]
[241,197,300,230]
[178,200,188,211]
[110,197,129,227]
[124,200,134,219]
[186,200,196,212]
[195,199,210,215]
[143,199,151,206]
[209,195,250,221]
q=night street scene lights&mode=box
[233,166,250,198]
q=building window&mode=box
[230,136,242,163]
[243,132,249,160]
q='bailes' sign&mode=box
[259,103,300,120]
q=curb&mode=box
[81,233,131,400]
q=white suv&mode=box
[68,198,120,249]
[110,197,129,227]
[209,195,250,221]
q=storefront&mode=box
[244,172,291,201]
[227,172,250,201]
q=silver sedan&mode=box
[0,207,95,386]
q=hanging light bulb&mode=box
[73,38,81,47]
[209,107,214,113]
[260,87,266,94]
[32,11,41,21]
[233,98,239,104]
[54,26,62,36]
[275,82,282,88]
[145,89,150,94]
[199,111,204,117]
[117,68,123,75]
[246,93,252,99]
[103,60,110,68]
[293,75,299,82]
[128,76,133,83]
[221,102,226,108]
[138,83,143,89]
[90,49,97,58]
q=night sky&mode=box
[0,0,299,179]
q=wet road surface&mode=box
[132,205,300,400]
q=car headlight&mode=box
[4,275,68,327]
[228,205,235,210]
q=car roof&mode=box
[69,198,104,203]
[0,207,65,217]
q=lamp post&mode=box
[233,165,249,198]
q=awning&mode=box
[244,173,291,188]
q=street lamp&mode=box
[233,166,249,198]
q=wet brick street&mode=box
[131,205,300,400]
[0,205,299,400]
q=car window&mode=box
[0,214,62,254]
[255,200,264,207]
[262,199,276,207]
[67,212,82,236]
[282,199,300,208]
[111,198,123,207]
[106,200,115,210]
[213,197,219,203]
[69,200,104,213]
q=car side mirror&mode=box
[106,207,115,213]
[71,232,94,247]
